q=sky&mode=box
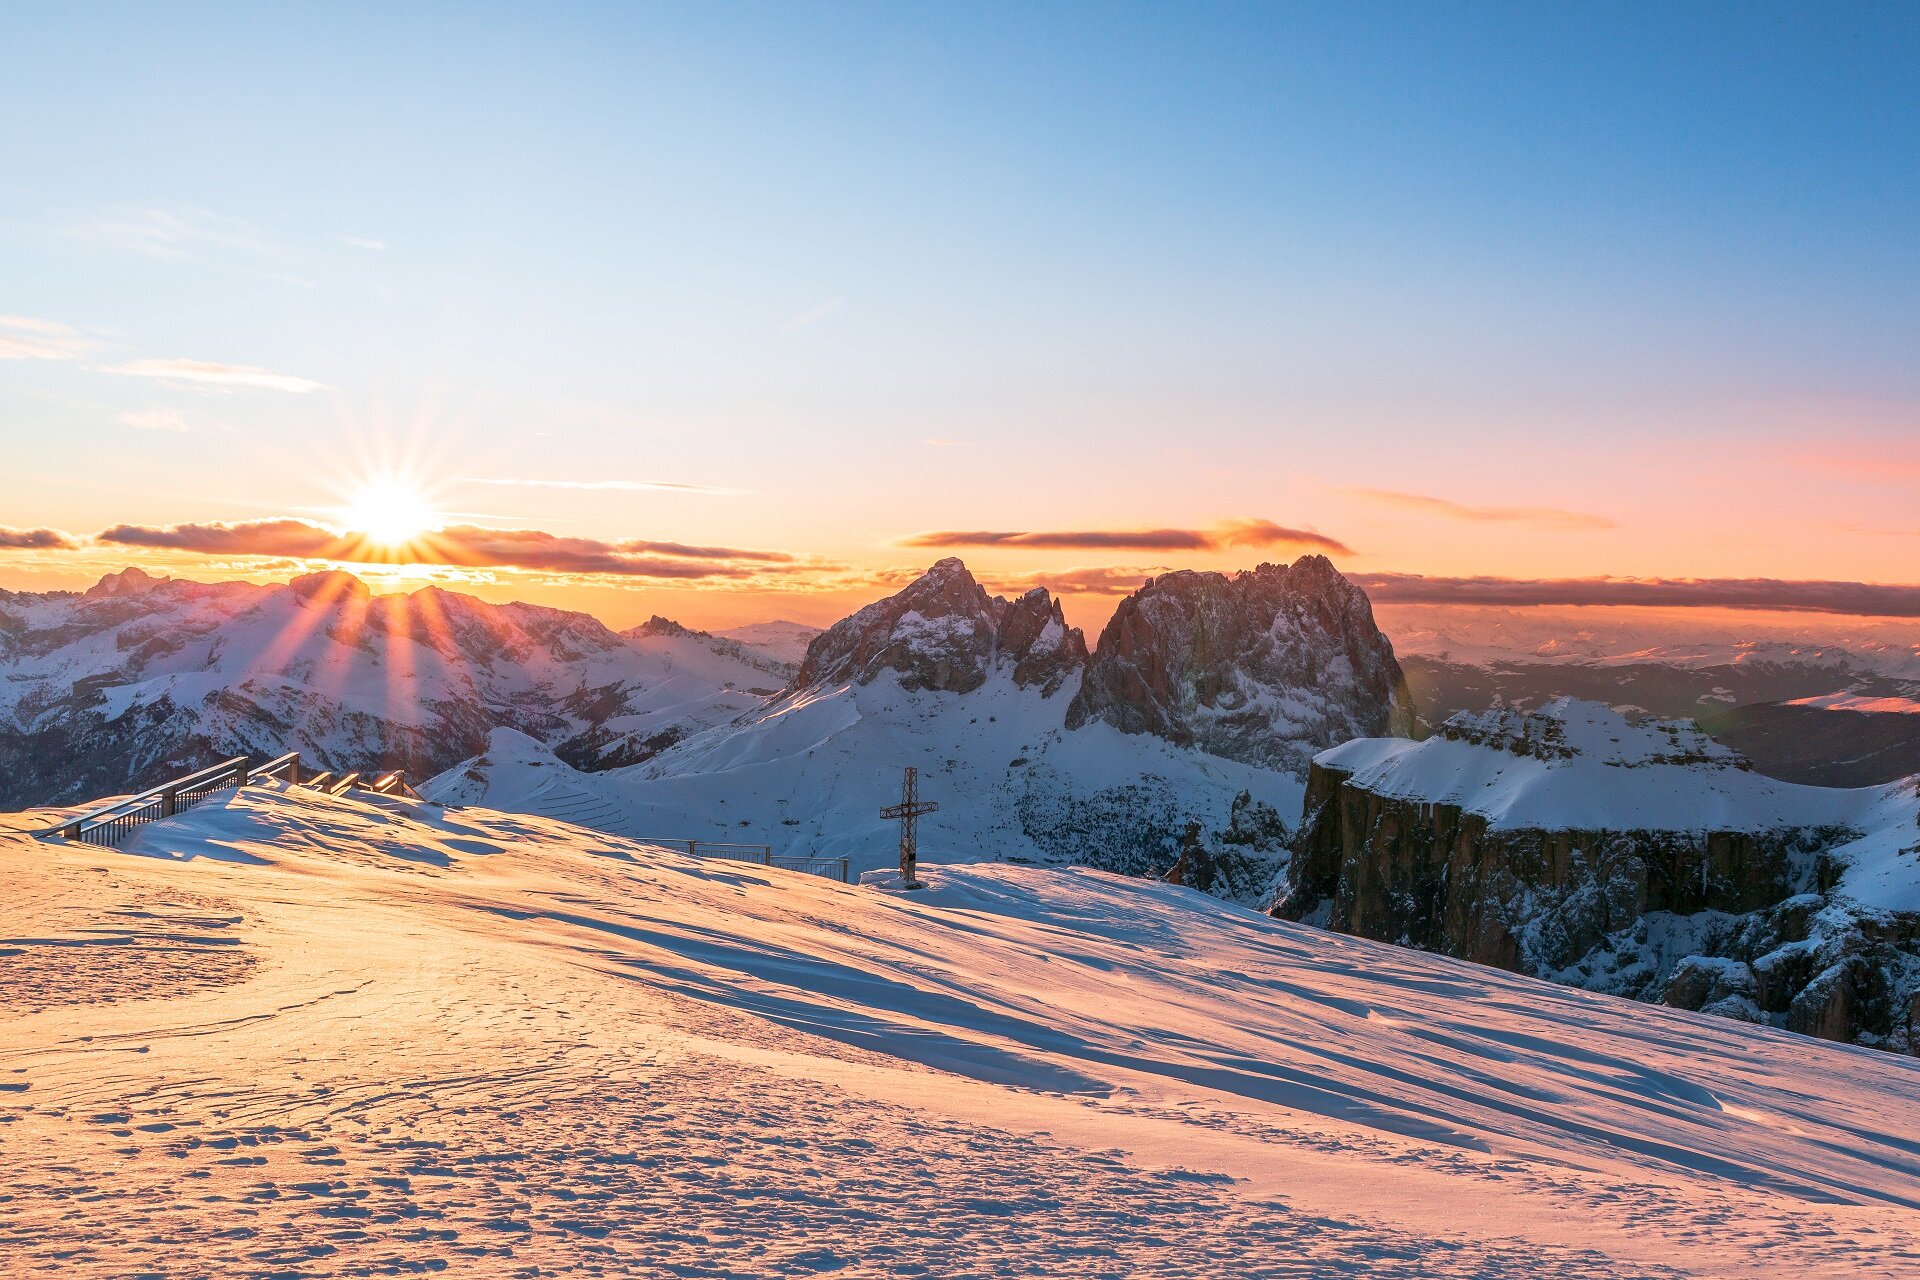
[1,1,1916,632]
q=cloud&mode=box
[462,477,745,495]
[337,235,389,251]
[0,525,79,550]
[106,358,328,393]
[93,518,793,581]
[0,315,91,361]
[985,565,1168,597]
[98,519,349,558]
[620,540,792,563]
[1353,573,1920,618]
[60,204,274,261]
[903,520,1354,556]
[1349,488,1615,530]
[778,295,844,335]
[119,408,197,433]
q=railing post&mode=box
[235,760,250,788]
[288,754,301,785]
[687,840,698,858]
[161,786,178,818]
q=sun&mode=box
[341,479,438,548]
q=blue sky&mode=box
[2,2,1916,625]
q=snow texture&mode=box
[4,785,1920,1276]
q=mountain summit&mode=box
[795,558,1087,697]
[1067,556,1412,774]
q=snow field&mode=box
[2,784,1919,1277]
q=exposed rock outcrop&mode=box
[1276,699,1920,1053]
[794,559,1087,696]
[1066,556,1412,775]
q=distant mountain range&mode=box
[0,566,785,809]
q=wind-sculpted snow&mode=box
[4,786,1920,1276]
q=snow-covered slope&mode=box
[431,671,1301,896]
[0,569,780,807]
[5,784,1919,1277]
[713,618,825,665]
[1317,697,1875,833]
[426,557,1403,896]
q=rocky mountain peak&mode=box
[631,615,699,639]
[85,566,171,598]
[794,559,1086,695]
[1065,554,1411,775]
[289,570,372,605]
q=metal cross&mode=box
[879,766,939,889]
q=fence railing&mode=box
[636,837,850,883]
[770,854,851,883]
[49,752,419,847]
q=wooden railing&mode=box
[636,837,850,883]
[49,752,420,847]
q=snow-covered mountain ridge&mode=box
[0,569,783,808]
[1285,698,1920,1053]
[5,783,1919,1276]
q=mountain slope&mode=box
[0,569,779,807]
[428,557,1410,895]
[5,784,1919,1277]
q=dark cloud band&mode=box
[1356,573,1920,617]
[93,519,785,580]
[905,519,1353,557]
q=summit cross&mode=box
[879,766,939,889]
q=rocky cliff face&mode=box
[1277,700,1920,1054]
[1066,556,1412,775]
[794,558,1087,696]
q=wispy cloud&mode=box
[983,565,1169,597]
[0,525,79,550]
[118,408,198,433]
[461,477,746,495]
[1349,488,1615,530]
[1353,572,1920,618]
[106,358,328,394]
[60,204,274,261]
[0,315,92,361]
[903,519,1354,556]
[336,235,389,251]
[778,295,844,335]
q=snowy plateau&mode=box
[5,783,1920,1277]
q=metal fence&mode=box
[769,854,851,883]
[49,751,417,848]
